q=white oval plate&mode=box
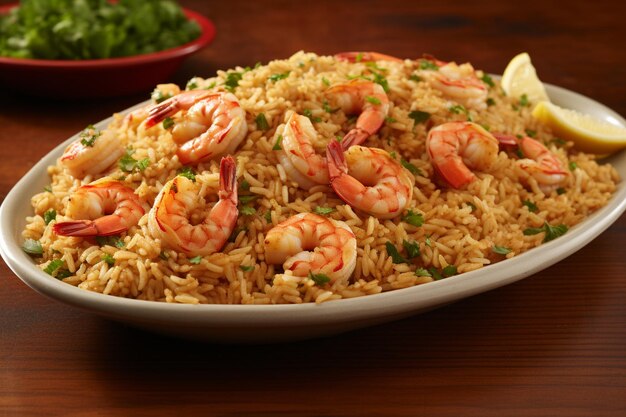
[1,83,625,343]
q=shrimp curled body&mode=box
[326,141,414,219]
[421,59,488,111]
[60,128,124,179]
[148,156,238,256]
[145,91,248,165]
[53,179,147,237]
[264,213,357,284]
[426,122,500,189]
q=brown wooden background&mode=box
[1,0,625,415]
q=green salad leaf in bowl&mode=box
[0,0,202,60]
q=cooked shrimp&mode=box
[426,122,499,189]
[420,58,488,110]
[121,84,182,131]
[277,113,330,190]
[326,140,414,219]
[494,133,568,192]
[335,51,403,63]
[147,156,238,256]
[264,213,357,284]
[53,178,147,237]
[145,91,247,165]
[326,79,390,148]
[60,126,124,179]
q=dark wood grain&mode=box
[1,0,625,416]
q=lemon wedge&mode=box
[501,52,549,104]
[532,101,626,155]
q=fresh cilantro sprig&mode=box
[523,221,568,242]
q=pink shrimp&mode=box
[334,51,403,63]
[426,122,500,189]
[145,90,247,165]
[326,140,414,219]
[60,126,124,179]
[53,179,147,237]
[147,156,238,256]
[494,133,569,192]
[326,79,390,148]
[264,213,357,284]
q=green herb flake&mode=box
[486,98,496,107]
[523,221,568,242]
[556,187,566,195]
[22,239,43,256]
[389,151,397,159]
[519,94,530,107]
[365,96,382,105]
[385,242,408,264]
[355,52,363,62]
[400,159,422,176]
[240,206,256,216]
[79,125,101,147]
[119,148,149,173]
[186,79,198,90]
[56,269,72,279]
[189,256,203,264]
[308,270,331,286]
[159,251,168,260]
[102,254,115,266]
[425,235,432,247]
[371,71,390,93]
[322,77,331,86]
[522,200,539,213]
[492,245,512,255]
[428,267,444,280]
[419,59,439,70]
[224,71,243,92]
[43,209,56,225]
[466,202,477,212]
[264,211,273,224]
[481,74,495,88]
[43,259,64,275]
[408,110,430,125]
[524,128,537,138]
[402,210,424,227]
[240,179,251,191]
[95,235,124,248]
[178,166,196,182]
[385,116,397,124]
[162,117,175,130]
[44,185,53,193]
[314,206,335,216]
[272,134,283,151]
[268,71,291,82]
[239,195,258,204]
[449,104,468,115]
[151,89,172,104]
[403,239,421,259]
[303,109,322,123]
[569,161,578,171]
[409,74,422,82]
[551,138,567,146]
[415,267,432,277]
[240,265,255,272]
[442,265,458,277]
[255,113,270,131]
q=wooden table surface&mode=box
[1,0,625,415]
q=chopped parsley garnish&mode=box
[322,77,331,86]
[314,206,335,216]
[519,94,530,107]
[370,71,390,93]
[303,109,322,123]
[524,128,537,138]
[425,235,432,247]
[264,211,272,223]
[44,185,53,193]
[481,74,495,88]
[556,187,566,195]
[272,134,283,150]
[189,256,203,264]
[466,202,477,211]
[492,245,512,255]
[400,159,422,176]
[162,117,175,130]
[102,254,115,266]
[43,209,56,225]
[224,71,244,92]
[186,79,198,90]
[240,179,251,191]
[22,239,43,255]
[403,239,421,259]
[449,104,472,121]
[151,88,172,104]
[385,116,397,124]
[178,166,196,182]
[119,148,150,173]
[551,138,567,146]
[268,71,291,82]
[79,125,101,147]
[255,113,270,131]
[322,100,338,113]
[43,259,65,276]
[95,235,124,248]
[522,200,539,212]
[365,96,381,105]
[408,110,430,126]
[486,98,496,107]
[365,61,387,72]
[428,267,443,280]
[442,265,457,277]
[239,195,258,204]
[385,242,408,264]
[419,59,439,70]
[240,206,256,216]
[409,73,422,82]
[402,210,424,227]
[523,221,568,242]
[389,151,397,159]
[308,271,331,286]
[355,52,363,62]
[569,161,578,171]
[415,267,432,277]
[240,265,255,272]
[205,81,217,89]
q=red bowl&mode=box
[0,3,216,98]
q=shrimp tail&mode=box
[326,140,348,179]
[53,219,126,237]
[219,155,238,204]
[341,128,369,150]
[492,133,518,148]
[145,100,177,128]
